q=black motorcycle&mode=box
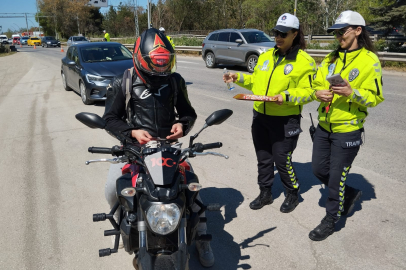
[75,109,233,270]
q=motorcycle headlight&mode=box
[146,204,181,235]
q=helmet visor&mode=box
[134,51,176,76]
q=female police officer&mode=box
[223,13,316,213]
[309,10,384,241]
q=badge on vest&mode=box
[259,60,270,71]
[284,64,293,75]
[348,68,360,82]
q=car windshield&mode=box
[31,38,39,40]
[241,32,274,44]
[73,37,87,41]
[81,45,133,62]
[45,37,55,40]
[22,37,29,40]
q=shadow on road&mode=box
[189,187,275,269]
[272,161,376,231]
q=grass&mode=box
[0,51,17,57]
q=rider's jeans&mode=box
[105,162,207,235]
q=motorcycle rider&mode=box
[159,26,175,49]
[102,28,214,267]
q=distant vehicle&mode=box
[41,36,61,48]
[12,37,21,45]
[202,29,276,73]
[27,37,41,46]
[67,36,90,46]
[61,42,134,105]
[0,35,8,45]
[8,38,13,44]
[21,36,29,45]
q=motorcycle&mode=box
[75,109,233,270]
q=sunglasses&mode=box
[273,30,288,38]
[333,27,353,37]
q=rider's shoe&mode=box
[249,187,273,210]
[196,240,214,267]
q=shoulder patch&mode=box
[364,50,380,63]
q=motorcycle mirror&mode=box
[205,109,233,126]
[189,109,233,148]
[75,112,106,129]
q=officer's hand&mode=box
[223,73,237,83]
[131,130,152,145]
[272,94,283,105]
[331,79,352,97]
[315,90,334,102]
[166,123,183,140]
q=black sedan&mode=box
[41,36,61,47]
[61,42,134,105]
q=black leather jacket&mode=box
[103,71,197,139]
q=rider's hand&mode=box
[166,123,183,140]
[223,73,237,83]
[131,130,152,144]
[315,90,334,102]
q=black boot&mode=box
[280,189,299,213]
[341,185,362,216]
[309,215,335,241]
[249,187,273,210]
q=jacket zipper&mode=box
[349,101,352,111]
[153,97,159,136]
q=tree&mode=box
[370,0,406,35]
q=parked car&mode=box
[12,37,21,45]
[21,36,29,45]
[27,37,41,46]
[8,38,13,44]
[0,35,8,45]
[202,29,276,73]
[67,36,90,46]
[61,42,134,105]
[41,36,61,47]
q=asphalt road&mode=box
[0,46,405,270]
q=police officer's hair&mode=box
[329,26,376,63]
[291,25,306,50]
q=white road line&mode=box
[177,60,200,64]
[190,91,231,102]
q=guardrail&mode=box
[122,44,406,62]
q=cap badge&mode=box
[348,68,360,82]
[284,64,293,75]
[282,15,287,20]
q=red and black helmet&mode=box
[133,28,176,87]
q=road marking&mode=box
[191,91,231,102]
[177,60,200,64]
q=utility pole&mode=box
[133,0,139,37]
[147,0,151,29]
[294,0,297,16]
[25,13,29,36]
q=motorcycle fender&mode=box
[116,173,135,212]
[137,244,189,270]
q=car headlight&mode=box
[86,74,110,84]
[146,204,181,235]
[47,42,51,44]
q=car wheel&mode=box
[205,52,217,68]
[61,71,71,91]
[80,81,94,105]
[246,55,258,73]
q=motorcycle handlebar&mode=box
[88,147,113,154]
[201,142,222,151]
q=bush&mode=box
[0,45,10,53]
[172,36,202,46]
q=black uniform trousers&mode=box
[312,125,362,221]
[251,110,302,191]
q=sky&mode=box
[0,0,148,34]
